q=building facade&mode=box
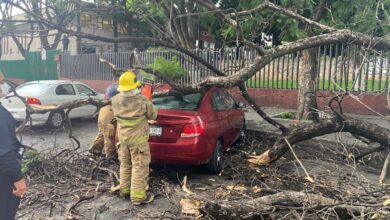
[1,11,132,60]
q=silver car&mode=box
[0,80,104,128]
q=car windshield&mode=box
[16,83,51,95]
[152,93,202,111]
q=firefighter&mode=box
[0,73,27,220]
[112,70,157,205]
[89,74,120,158]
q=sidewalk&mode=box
[244,107,390,146]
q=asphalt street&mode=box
[19,118,98,153]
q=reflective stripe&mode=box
[120,187,130,194]
[117,117,145,128]
[131,190,146,199]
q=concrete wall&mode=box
[241,89,390,116]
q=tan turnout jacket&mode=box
[112,92,157,146]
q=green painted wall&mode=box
[0,50,60,81]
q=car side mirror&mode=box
[236,102,246,108]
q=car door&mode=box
[74,83,99,117]
[50,84,80,118]
[221,90,245,144]
[210,89,230,148]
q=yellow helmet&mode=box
[118,70,141,92]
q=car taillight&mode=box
[181,122,206,137]
[26,97,42,105]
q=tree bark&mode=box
[296,0,327,121]
[296,48,320,121]
[248,118,342,165]
[254,113,390,165]
[204,190,387,219]
[10,34,27,58]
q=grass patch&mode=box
[277,112,295,119]
[245,79,390,92]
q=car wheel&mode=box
[204,140,224,174]
[47,111,65,129]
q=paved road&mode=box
[20,118,98,153]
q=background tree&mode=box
[126,0,202,49]
[3,0,77,58]
[0,3,13,59]
[203,0,390,120]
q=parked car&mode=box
[146,87,245,173]
[0,80,18,98]
[0,80,104,128]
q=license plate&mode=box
[149,126,162,136]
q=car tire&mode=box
[47,110,65,129]
[204,140,224,174]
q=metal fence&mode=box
[60,44,390,93]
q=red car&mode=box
[148,87,245,173]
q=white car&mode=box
[0,80,18,98]
[0,80,104,128]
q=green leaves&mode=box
[126,0,164,21]
[21,148,43,174]
[148,56,187,80]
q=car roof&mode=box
[24,80,82,85]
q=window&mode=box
[118,24,127,34]
[97,18,103,29]
[82,46,96,54]
[55,84,75,95]
[102,19,111,31]
[76,84,95,96]
[211,90,236,111]
[221,91,236,110]
[153,93,202,111]
[81,14,92,27]
[211,91,225,111]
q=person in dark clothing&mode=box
[0,75,27,220]
[62,34,70,51]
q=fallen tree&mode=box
[4,0,390,218]
[5,0,390,172]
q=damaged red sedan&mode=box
[148,87,245,173]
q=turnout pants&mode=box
[0,171,20,220]
[118,142,151,201]
[90,105,117,157]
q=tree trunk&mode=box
[253,113,390,165]
[10,34,27,58]
[296,48,319,121]
[204,190,387,219]
[296,0,327,121]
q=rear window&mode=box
[16,83,51,95]
[152,93,202,111]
